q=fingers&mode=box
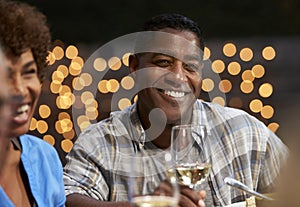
[178,186,206,207]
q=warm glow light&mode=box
[80,73,93,87]
[55,120,63,134]
[223,43,237,57]
[61,139,73,153]
[252,64,265,78]
[56,95,73,109]
[72,77,85,91]
[57,65,69,78]
[268,122,279,133]
[59,85,71,96]
[94,58,107,71]
[72,56,84,68]
[29,117,37,131]
[47,52,56,65]
[122,53,131,66]
[98,80,109,93]
[85,107,98,120]
[212,59,225,74]
[212,96,225,106]
[249,99,263,113]
[58,112,71,120]
[203,47,211,60]
[240,80,254,94]
[261,105,274,119]
[262,46,276,61]
[52,71,64,83]
[219,79,232,93]
[52,46,64,60]
[240,48,253,62]
[65,45,78,59]
[79,121,91,132]
[77,115,90,127]
[229,97,243,108]
[69,63,82,76]
[107,79,119,93]
[227,62,241,75]
[242,70,255,82]
[60,118,73,133]
[39,105,51,119]
[81,91,94,104]
[43,135,55,145]
[121,76,135,90]
[118,98,131,110]
[50,81,62,94]
[36,120,48,134]
[134,95,138,102]
[202,78,214,92]
[108,57,122,71]
[63,129,75,140]
[258,83,273,98]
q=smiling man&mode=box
[64,13,288,207]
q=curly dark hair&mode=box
[143,13,204,52]
[0,0,51,82]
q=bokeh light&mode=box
[240,80,254,94]
[249,99,263,113]
[251,64,265,78]
[43,134,55,146]
[228,61,241,75]
[65,45,78,59]
[118,98,131,110]
[262,46,276,61]
[212,59,225,74]
[240,48,253,62]
[39,105,51,119]
[219,79,232,93]
[202,78,214,92]
[121,76,135,90]
[223,43,237,57]
[261,105,274,119]
[52,46,64,60]
[258,83,273,98]
[203,47,211,60]
[93,57,107,71]
[108,57,122,70]
[212,96,225,106]
[36,120,48,134]
[61,139,73,153]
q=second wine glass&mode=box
[171,124,211,190]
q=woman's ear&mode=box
[129,54,139,73]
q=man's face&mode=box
[130,28,203,125]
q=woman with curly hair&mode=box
[0,0,66,206]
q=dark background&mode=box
[18,0,300,163]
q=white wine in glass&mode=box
[171,124,211,190]
[129,151,179,207]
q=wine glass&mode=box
[171,124,211,190]
[128,150,179,207]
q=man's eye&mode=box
[184,63,199,72]
[155,60,170,66]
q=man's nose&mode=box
[171,62,187,82]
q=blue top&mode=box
[0,134,66,206]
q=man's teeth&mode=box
[164,90,185,98]
[17,104,29,113]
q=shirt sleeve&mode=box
[258,130,289,193]
[63,127,111,200]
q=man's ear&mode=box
[129,54,139,73]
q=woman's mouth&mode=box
[12,104,30,123]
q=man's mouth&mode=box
[156,88,188,98]
[163,90,185,98]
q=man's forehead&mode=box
[135,31,202,61]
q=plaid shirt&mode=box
[63,100,288,206]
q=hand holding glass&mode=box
[171,124,211,190]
